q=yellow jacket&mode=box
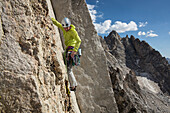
[51,18,81,52]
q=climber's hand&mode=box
[71,51,77,58]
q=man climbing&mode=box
[51,17,81,91]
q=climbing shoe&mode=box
[70,86,77,91]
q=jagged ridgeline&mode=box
[100,30,170,113]
[0,0,170,113]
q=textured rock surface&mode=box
[121,35,170,95]
[101,30,170,113]
[51,0,118,113]
[1,0,169,113]
[0,0,118,112]
[0,0,74,112]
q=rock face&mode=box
[0,0,118,113]
[0,0,74,112]
[101,30,170,113]
[51,0,118,113]
[1,0,170,113]
[118,35,170,95]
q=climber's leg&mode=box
[67,67,77,87]
[67,52,77,91]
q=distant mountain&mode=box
[167,58,170,64]
[103,31,170,94]
[100,30,170,113]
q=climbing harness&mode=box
[63,47,81,66]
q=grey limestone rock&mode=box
[0,0,119,113]
[0,0,70,112]
[51,0,118,113]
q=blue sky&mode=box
[86,0,170,58]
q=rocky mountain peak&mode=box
[113,31,170,95]
[130,35,135,40]
[101,30,170,113]
[105,30,121,40]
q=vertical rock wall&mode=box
[1,0,168,113]
[0,0,71,112]
[51,0,118,113]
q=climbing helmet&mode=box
[61,17,71,28]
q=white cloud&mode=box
[94,20,138,34]
[87,4,97,22]
[87,4,95,10]
[146,30,158,37]
[109,21,138,33]
[94,20,112,34]
[87,4,103,22]
[138,31,146,36]
[87,4,138,34]
[139,22,148,27]
[169,32,170,35]
[138,30,158,37]
[96,0,99,3]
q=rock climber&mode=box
[51,17,81,91]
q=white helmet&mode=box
[61,17,71,28]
